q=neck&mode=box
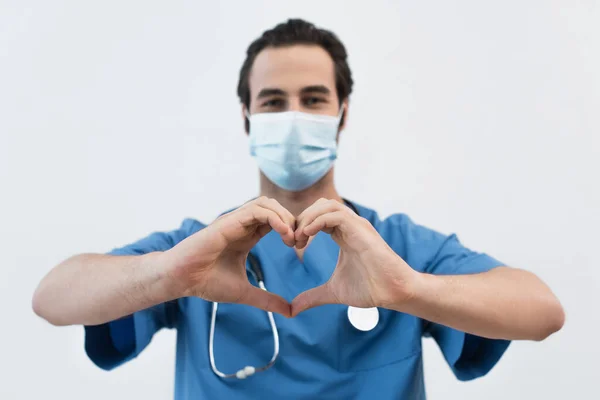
[259,169,343,217]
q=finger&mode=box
[239,284,291,317]
[256,224,272,239]
[295,199,344,246]
[303,211,346,237]
[256,197,296,233]
[291,284,339,316]
[254,198,296,246]
[239,207,291,240]
[296,197,330,225]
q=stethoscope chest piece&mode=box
[347,306,379,331]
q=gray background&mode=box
[1,0,598,399]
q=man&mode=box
[33,19,564,399]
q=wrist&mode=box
[381,262,431,313]
[392,270,440,314]
[143,251,184,302]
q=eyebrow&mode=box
[256,85,332,99]
[257,88,287,99]
[300,85,331,95]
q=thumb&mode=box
[239,284,291,317]
[291,284,338,316]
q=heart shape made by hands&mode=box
[165,197,413,318]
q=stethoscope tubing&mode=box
[209,199,359,379]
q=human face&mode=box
[245,45,346,120]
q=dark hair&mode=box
[237,19,353,131]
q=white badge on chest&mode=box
[347,306,379,331]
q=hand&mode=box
[161,197,296,316]
[291,198,419,316]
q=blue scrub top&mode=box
[85,202,510,399]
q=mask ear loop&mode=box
[337,105,345,120]
[337,104,346,129]
[244,109,251,133]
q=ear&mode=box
[241,104,250,135]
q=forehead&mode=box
[249,45,336,95]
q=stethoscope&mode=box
[209,200,380,379]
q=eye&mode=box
[262,98,285,108]
[303,96,325,106]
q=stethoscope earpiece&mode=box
[235,366,256,379]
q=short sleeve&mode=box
[380,214,510,381]
[422,232,510,381]
[85,218,205,370]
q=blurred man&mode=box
[34,19,564,399]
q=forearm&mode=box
[396,266,565,341]
[33,252,177,326]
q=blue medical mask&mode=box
[247,109,344,192]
